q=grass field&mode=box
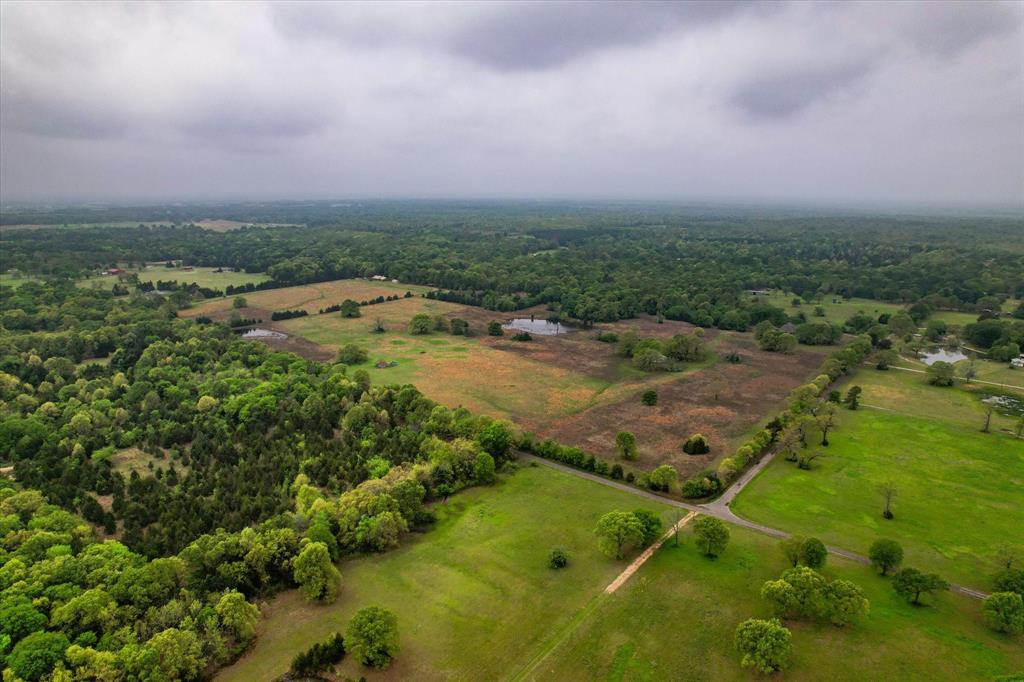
[540,524,1024,681]
[218,465,676,682]
[754,291,905,327]
[0,273,35,289]
[731,407,1023,589]
[79,266,270,293]
[853,365,1022,432]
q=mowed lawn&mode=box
[731,408,1023,589]
[539,525,1024,682]
[218,466,676,682]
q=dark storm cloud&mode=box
[447,1,749,71]
[730,61,874,121]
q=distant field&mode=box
[754,291,905,327]
[0,273,35,289]
[218,465,676,682]
[79,266,270,293]
[732,388,1023,588]
[541,524,1024,682]
[180,278,431,316]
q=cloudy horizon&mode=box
[1,0,1022,208]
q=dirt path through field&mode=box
[605,511,696,594]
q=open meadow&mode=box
[78,265,271,292]
[218,465,676,682]
[538,524,1024,682]
[732,368,1024,589]
[754,291,905,327]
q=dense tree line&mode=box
[5,204,1022,333]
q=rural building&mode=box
[107,267,123,275]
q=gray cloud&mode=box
[0,0,1021,207]
[447,1,749,71]
[730,61,875,121]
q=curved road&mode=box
[521,453,988,600]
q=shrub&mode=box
[647,464,678,492]
[641,390,658,406]
[487,321,504,336]
[610,463,624,479]
[450,318,469,335]
[596,331,618,343]
[682,433,710,455]
[548,547,569,569]
[408,313,432,335]
[337,344,368,365]
[615,431,638,460]
[512,331,532,342]
[290,633,346,678]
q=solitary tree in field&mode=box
[879,483,897,520]
[615,431,638,460]
[868,539,904,575]
[845,386,862,410]
[373,317,385,333]
[800,537,828,569]
[641,390,658,406]
[487,321,504,336]
[982,592,1024,634]
[346,606,400,669]
[734,618,791,674]
[693,516,730,558]
[982,405,994,433]
[232,296,247,309]
[595,511,645,559]
[893,568,948,605]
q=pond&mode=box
[242,328,287,339]
[502,318,569,336]
[918,348,968,365]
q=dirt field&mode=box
[538,333,825,474]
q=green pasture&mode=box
[541,524,1024,681]
[731,407,1023,589]
[218,465,676,682]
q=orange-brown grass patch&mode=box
[539,336,824,478]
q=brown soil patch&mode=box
[532,336,823,478]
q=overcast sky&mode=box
[1,0,1022,207]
